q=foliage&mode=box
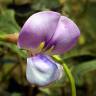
[0,0,96,96]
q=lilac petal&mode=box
[50,16,80,54]
[18,11,60,49]
[26,54,63,86]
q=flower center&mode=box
[27,42,54,56]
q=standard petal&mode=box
[49,16,80,54]
[18,11,60,49]
[26,54,63,86]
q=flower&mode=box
[18,11,80,86]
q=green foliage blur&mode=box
[0,0,96,96]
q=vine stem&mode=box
[52,55,76,96]
[63,63,76,96]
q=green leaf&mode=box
[32,0,60,11]
[0,0,12,5]
[0,41,26,59]
[61,45,96,60]
[11,93,21,96]
[0,9,20,34]
[72,60,96,85]
[40,88,51,95]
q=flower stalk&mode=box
[0,33,18,43]
[52,55,76,96]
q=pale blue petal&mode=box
[26,54,63,86]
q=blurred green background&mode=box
[0,0,96,96]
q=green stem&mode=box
[63,63,76,96]
[0,33,18,43]
[0,35,6,41]
[52,55,76,96]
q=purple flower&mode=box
[18,11,80,86]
